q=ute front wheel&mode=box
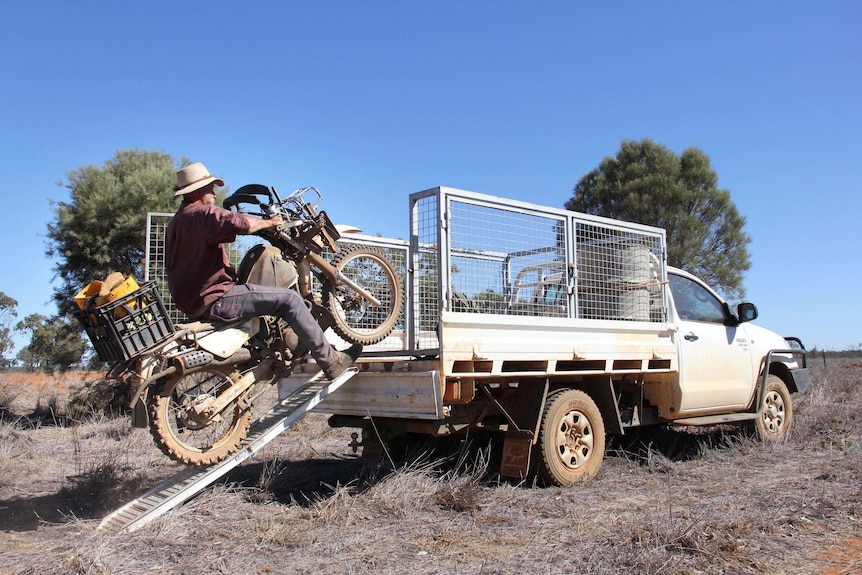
[754,374,793,441]
[149,367,253,466]
[325,245,403,345]
[535,389,605,486]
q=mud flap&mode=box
[501,431,534,480]
[499,379,549,480]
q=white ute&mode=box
[272,186,809,486]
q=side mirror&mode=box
[736,302,758,323]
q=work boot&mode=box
[323,343,363,381]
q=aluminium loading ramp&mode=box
[98,367,359,533]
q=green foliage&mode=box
[15,313,88,373]
[568,139,751,299]
[819,415,856,455]
[46,149,184,315]
[0,292,18,368]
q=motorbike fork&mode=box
[304,250,383,307]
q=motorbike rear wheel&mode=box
[149,367,253,466]
[325,245,403,345]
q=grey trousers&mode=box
[207,283,338,368]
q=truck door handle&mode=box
[684,332,699,342]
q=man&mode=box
[165,162,361,380]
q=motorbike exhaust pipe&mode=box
[179,348,253,371]
[143,348,254,386]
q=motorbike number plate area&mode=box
[197,327,251,358]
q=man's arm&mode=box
[243,214,283,235]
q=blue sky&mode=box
[0,1,859,352]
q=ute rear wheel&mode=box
[149,367,253,466]
[535,389,605,486]
[753,374,793,441]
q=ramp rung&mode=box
[98,368,357,533]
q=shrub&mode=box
[66,376,130,420]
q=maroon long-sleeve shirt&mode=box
[165,202,251,316]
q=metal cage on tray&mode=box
[408,187,668,352]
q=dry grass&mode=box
[0,362,860,575]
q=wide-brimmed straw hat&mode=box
[174,162,225,197]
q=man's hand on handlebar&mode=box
[243,213,284,235]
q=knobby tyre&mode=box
[325,245,403,345]
[149,367,253,466]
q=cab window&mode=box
[544,283,565,306]
[668,273,725,323]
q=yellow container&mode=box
[74,276,141,318]
[100,276,141,318]
[98,276,140,306]
[74,281,103,310]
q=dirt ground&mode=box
[0,362,860,575]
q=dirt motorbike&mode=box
[113,185,403,466]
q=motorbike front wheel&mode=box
[149,367,253,466]
[325,245,403,345]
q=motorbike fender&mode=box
[335,223,362,235]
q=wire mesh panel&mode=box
[446,198,568,317]
[574,222,665,322]
[146,213,185,326]
[410,192,442,351]
[150,189,668,361]
[407,188,667,331]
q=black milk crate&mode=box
[75,281,176,362]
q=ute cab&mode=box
[666,266,809,422]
